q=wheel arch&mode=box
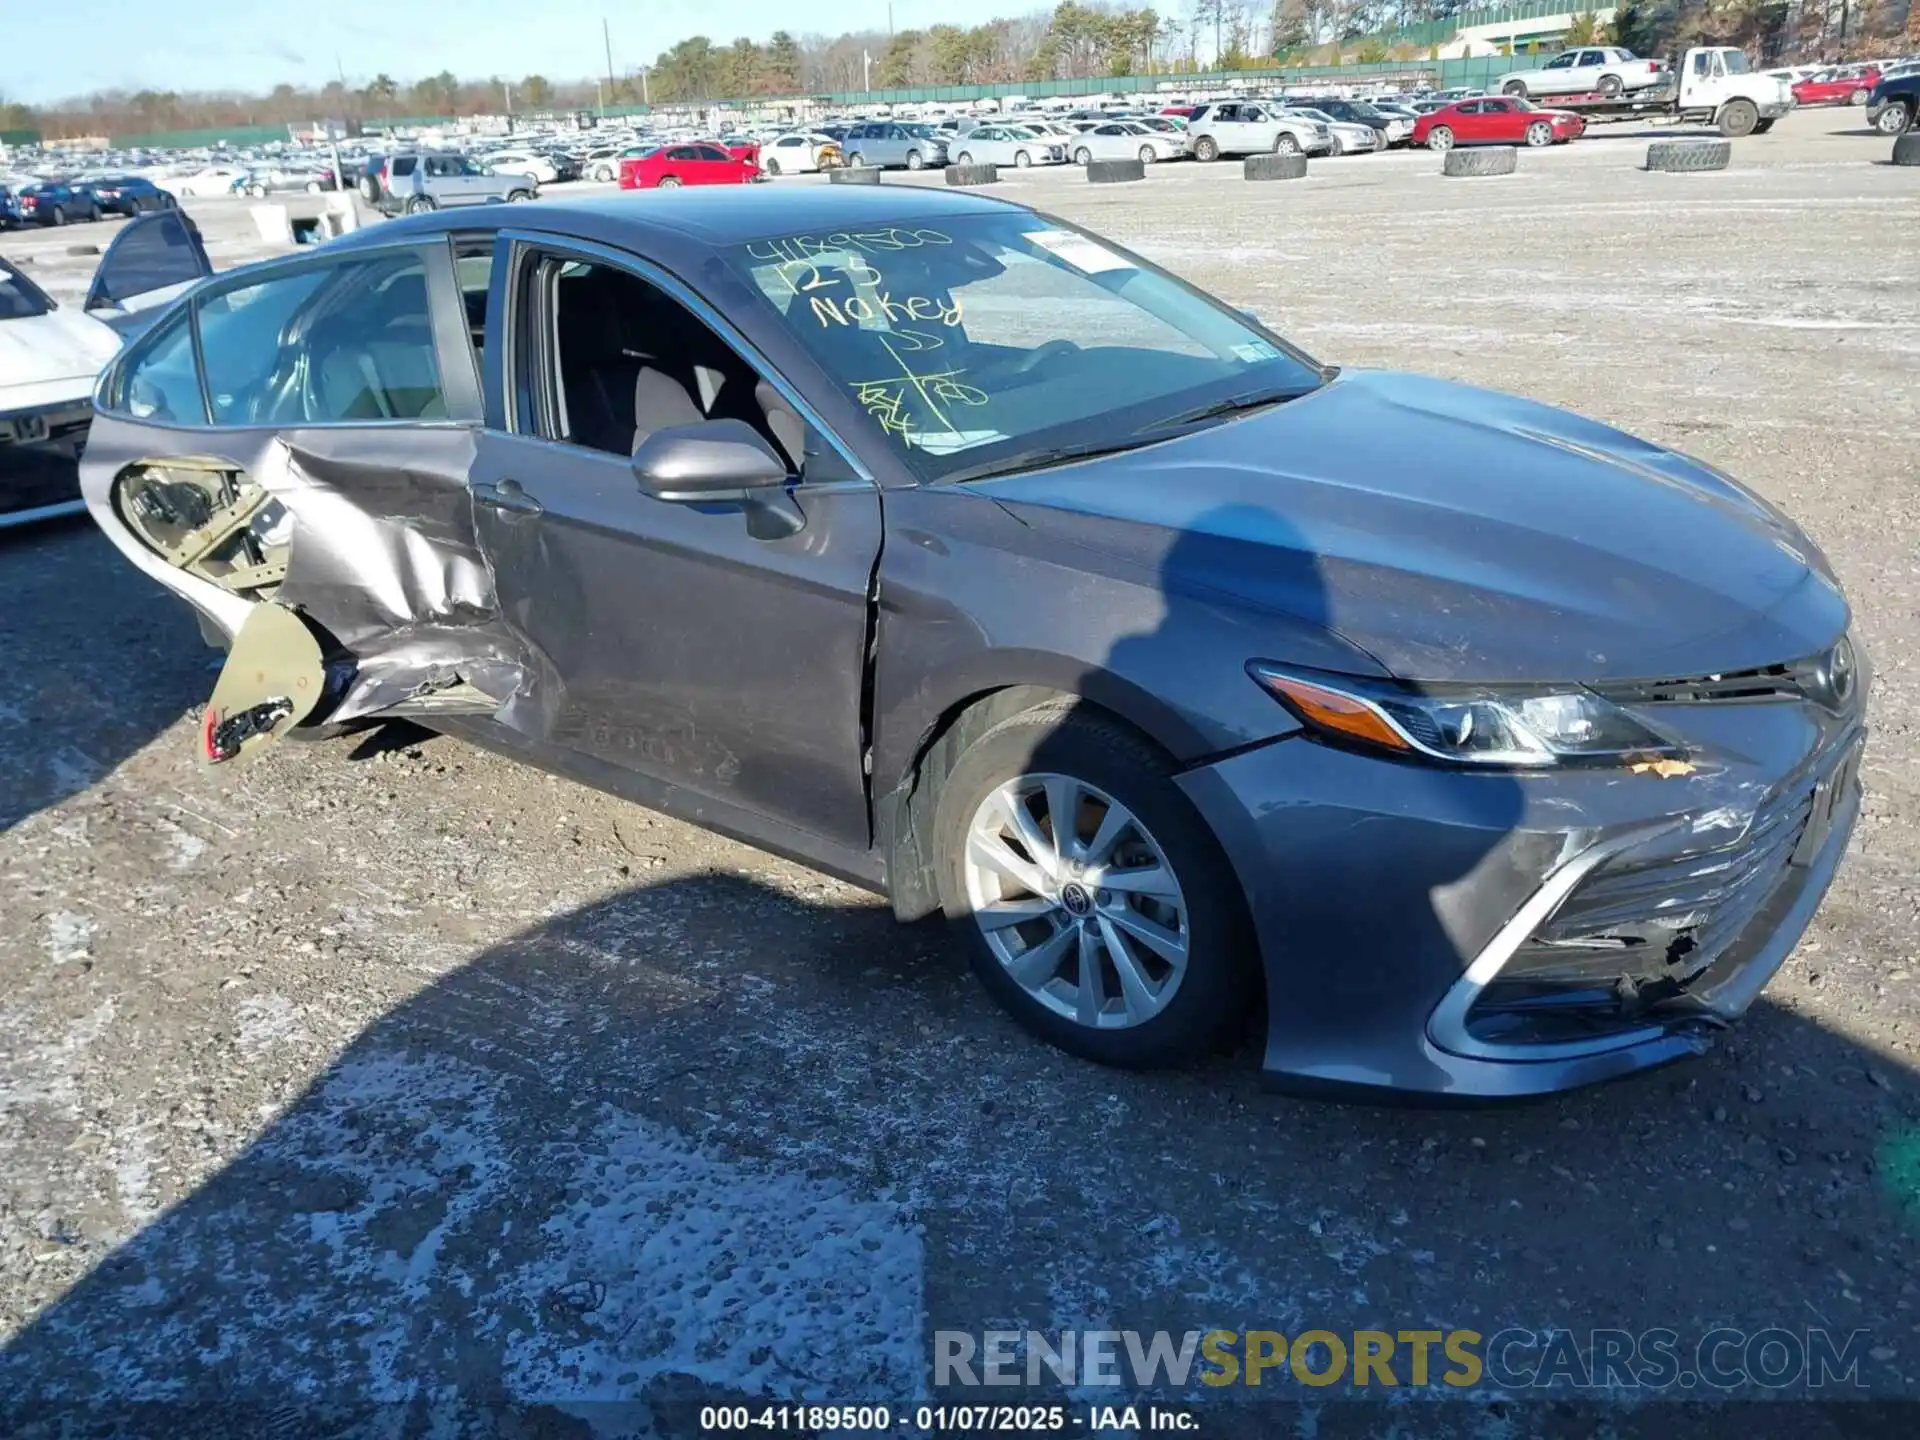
[874,663,1213,922]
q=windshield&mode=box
[731,213,1323,483]
[1,259,55,320]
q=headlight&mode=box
[1248,664,1685,769]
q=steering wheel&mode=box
[980,338,1082,382]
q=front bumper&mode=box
[1176,683,1866,1101]
[1760,99,1794,119]
[1,394,93,526]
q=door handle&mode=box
[473,478,543,516]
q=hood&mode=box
[0,308,123,392]
[979,369,1846,684]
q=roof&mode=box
[356,182,1031,254]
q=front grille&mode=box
[1590,639,1858,715]
[1465,765,1828,1048]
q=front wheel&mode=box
[906,149,925,170]
[843,153,862,169]
[1274,133,1300,156]
[1138,145,1156,164]
[1427,126,1454,151]
[1597,74,1623,98]
[1073,146,1093,165]
[657,176,681,189]
[1849,89,1868,107]
[1503,81,1529,98]
[1876,103,1912,135]
[955,151,973,166]
[405,195,435,214]
[1192,136,1219,162]
[1719,98,1759,137]
[306,181,323,193]
[506,189,533,202]
[766,157,783,175]
[934,705,1255,1070]
[1016,150,1033,168]
[1525,120,1554,147]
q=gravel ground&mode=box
[3,108,1919,1436]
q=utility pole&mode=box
[603,17,616,112]
[641,65,650,105]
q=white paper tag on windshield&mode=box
[909,429,1007,455]
[1234,340,1281,362]
[1023,228,1134,274]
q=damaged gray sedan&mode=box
[81,187,1865,1099]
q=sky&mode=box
[5,0,998,105]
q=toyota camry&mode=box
[79,186,1865,1099]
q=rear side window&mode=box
[390,156,417,177]
[118,308,207,425]
[195,253,445,425]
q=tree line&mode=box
[4,0,1913,139]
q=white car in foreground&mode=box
[482,150,561,184]
[949,125,1068,168]
[759,133,844,174]
[1282,108,1381,155]
[1,212,213,527]
[1068,121,1187,165]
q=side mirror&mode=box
[632,419,801,539]
[632,419,790,502]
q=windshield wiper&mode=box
[1144,385,1317,435]
[939,435,1164,485]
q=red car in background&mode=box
[1792,67,1879,106]
[619,142,761,190]
[1411,96,1586,150]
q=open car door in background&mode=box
[84,209,215,337]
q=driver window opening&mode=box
[531,257,812,475]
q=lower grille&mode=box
[1465,761,1835,1048]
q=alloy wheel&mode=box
[963,773,1190,1031]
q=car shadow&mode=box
[0,515,211,832]
[0,867,1914,1433]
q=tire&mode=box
[1849,89,1868,107]
[1597,74,1623,98]
[658,176,683,188]
[1427,125,1454,152]
[766,157,783,175]
[844,153,862,168]
[50,206,66,226]
[1443,145,1518,177]
[1877,102,1913,135]
[932,703,1255,1070]
[1329,135,1345,156]
[955,151,973,165]
[907,149,925,170]
[1717,98,1758,138]
[1503,81,1528,98]
[1073,146,1093,165]
[405,195,435,214]
[1192,136,1219,162]
[1525,121,1554,147]
[1018,150,1035,167]
[1274,133,1300,155]
[306,181,322,193]
[1646,138,1732,172]
[1753,118,1775,134]
[359,174,382,203]
[506,189,532,202]
[1893,133,1920,166]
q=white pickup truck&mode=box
[1498,46,1668,99]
